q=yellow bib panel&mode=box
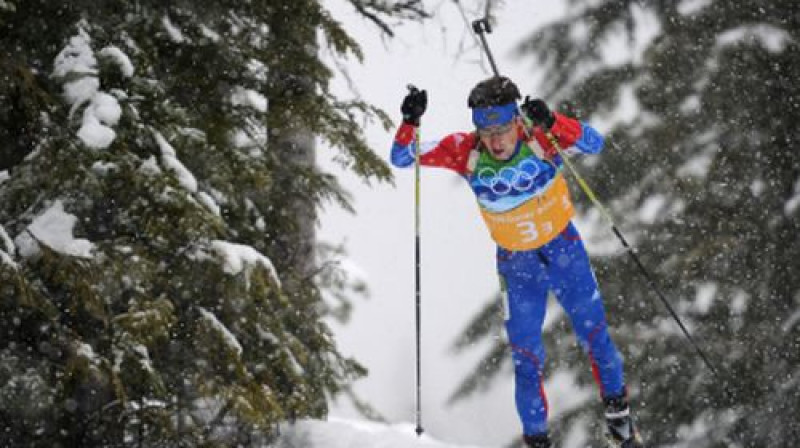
[479,174,574,250]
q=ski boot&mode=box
[604,395,644,448]
[523,433,551,448]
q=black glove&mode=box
[401,85,427,126]
[521,96,555,129]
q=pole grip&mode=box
[471,18,492,34]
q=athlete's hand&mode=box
[401,85,427,126]
[521,96,555,129]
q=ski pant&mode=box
[497,222,625,436]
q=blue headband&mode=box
[472,102,518,129]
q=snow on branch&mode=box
[13,200,94,259]
[0,224,17,268]
[98,46,135,77]
[208,240,281,288]
[151,129,199,193]
[52,28,129,150]
[198,307,243,356]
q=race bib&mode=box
[479,174,574,250]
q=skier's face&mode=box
[478,118,520,161]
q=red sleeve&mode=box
[420,132,476,175]
[394,123,476,175]
[530,112,582,159]
[394,122,417,146]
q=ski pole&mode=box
[470,16,736,402]
[472,18,501,77]
[544,133,737,402]
[408,84,425,437]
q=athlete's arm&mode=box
[531,113,605,159]
[390,122,477,175]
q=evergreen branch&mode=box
[346,0,429,37]
[449,293,504,353]
[446,341,508,405]
[319,10,364,61]
[339,385,388,422]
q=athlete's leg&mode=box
[498,247,552,436]
[544,224,625,398]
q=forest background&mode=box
[1,1,798,447]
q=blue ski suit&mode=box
[390,111,626,437]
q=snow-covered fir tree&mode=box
[0,0,425,446]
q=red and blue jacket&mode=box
[390,113,605,250]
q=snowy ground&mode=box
[272,418,487,448]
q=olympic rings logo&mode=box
[475,159,541,195]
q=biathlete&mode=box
[390,76,644,448]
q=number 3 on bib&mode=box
[478,174,574,250]
[516,221,539,242]
[516,220,555,243]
